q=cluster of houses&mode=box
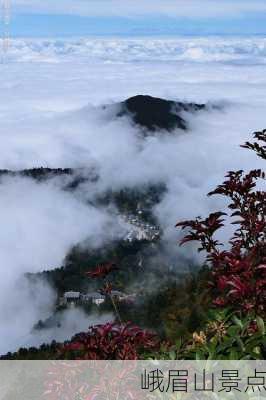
[59,290,136,308]
[124,214,160,243]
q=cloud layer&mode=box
[0,36,266,354]
[0,175,126,353]
[6,37,266,66]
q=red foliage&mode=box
[86,262,118,279]
[241,129,266,160]
[176,211,226,252]
[58,322,159,360]
[176,130,266,316]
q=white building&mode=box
[64,291,81,301]
[81,292,105,306]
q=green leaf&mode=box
[236,336,245,353]
[227,326,240,337]
[175,338,182,351]
[208,336,218,351]
[229,350,239,360]
[232,316,244,329]
[245,332,264,344]
[216,337,235,354]
[256,317,265,335]
[252,346,261,355]
[196,351,204,360]
[169,350,176,360]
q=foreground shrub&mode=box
[3,130,265,362]
[176,130,266,316]
[59,322,159,360]
[147,309,265,360]
[186,310,266,360]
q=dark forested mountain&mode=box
[1,95,210,358]
[113,95,206,132]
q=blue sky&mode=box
[9,1,266,37]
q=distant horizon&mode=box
[9,31,266,39]
[8,2,266,38]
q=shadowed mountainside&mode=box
[117,95,206,132]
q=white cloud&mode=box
[0,175,126,354]
[24,309,114,350]
[1,36,266,354]
[12,0,266,18]
[6,37,266,65]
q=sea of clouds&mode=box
[6,37,266,64]
[0,36,265,354]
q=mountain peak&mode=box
[118,95,205,132]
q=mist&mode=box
[0,37,265,354]
[0,175,126,354]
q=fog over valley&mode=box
[0,36,265,355]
